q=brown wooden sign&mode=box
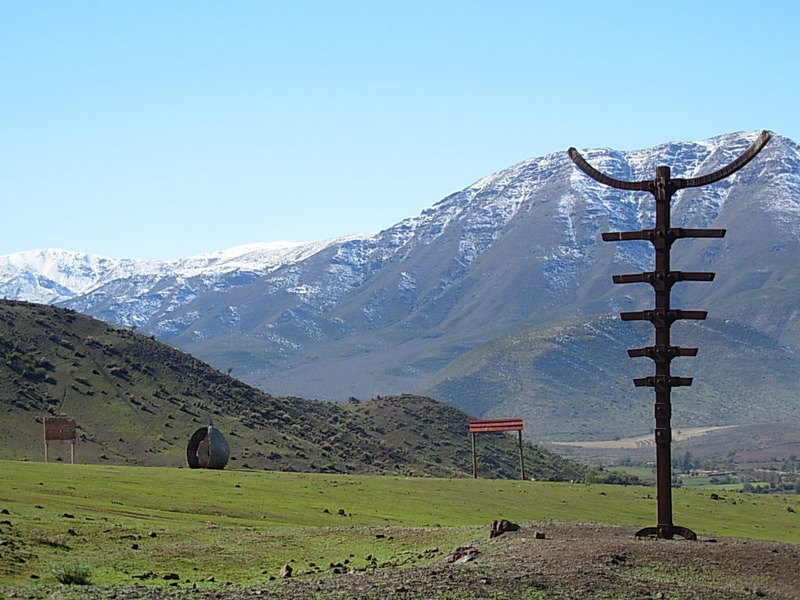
[469,418,524,433]
[43,417,77,463]
[468,418,525,480]
[44,417,76,441]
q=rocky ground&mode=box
[2,522,798,600]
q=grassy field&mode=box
[0,460,798,588]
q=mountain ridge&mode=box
[1,131,798,442]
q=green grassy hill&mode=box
[0,300,581,481]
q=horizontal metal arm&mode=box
[612,272,716,287]
[603,228,726,249]
[633,376,693,388]
[628,346,698,360]
[620,309,708,324]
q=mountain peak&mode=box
[1,131,797,431]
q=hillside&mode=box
[0,300,582,481]
[419,315,800,441]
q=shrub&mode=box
[50,561,92,585]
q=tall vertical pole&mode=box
[43,421,48,463]
[518,430,526,481]
[471,432,478,479]
[653,166,674,538]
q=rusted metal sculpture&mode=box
[186,425,230,469]
[567,131,772,540]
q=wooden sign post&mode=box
[468,418,525,480]
[43,417,77,464]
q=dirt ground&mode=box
[3,522,799,600]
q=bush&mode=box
[51,561,92,585]
[583,467,642,486]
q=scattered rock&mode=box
[131,571,155,580]
[148,531,158,537]
[66,528,77,536]
[61,513,75,519]
[534,531,546,540]
[443,546,480,564]
[131,543,139,550]
[206,576,215,582]
[490,519,519,538]
[0,509,9,515]
[280,564,293,578]
[162,573,180,580]
[787,507,795,513]
[337,509,346,516]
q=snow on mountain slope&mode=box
[0,238,357,306]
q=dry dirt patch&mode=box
[550,426,737,450]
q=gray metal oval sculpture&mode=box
[186,425,230,469]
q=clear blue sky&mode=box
[2,0,797,259]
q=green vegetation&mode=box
[49,561,92,585]
[0,460,797,588]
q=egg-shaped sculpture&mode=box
[186,425,230,469]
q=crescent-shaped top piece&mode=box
[567,130,772,191]
[682,130,772,188]
[566,147,653,191]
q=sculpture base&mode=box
[635,525,697,540]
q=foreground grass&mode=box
[0,460,797,587]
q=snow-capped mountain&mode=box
[3,131,799,421]
[0,238,361,308]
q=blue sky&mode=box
[1,1,797,259]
